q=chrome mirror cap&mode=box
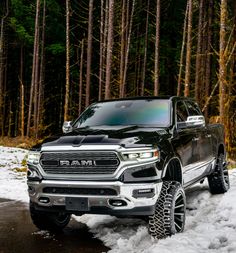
[62,121,72,133]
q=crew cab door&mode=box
[172,101,196,169]
[185,100,213,163]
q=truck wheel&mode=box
[148,181,186,239]
[30,201,71,231]
[208,154,230,194]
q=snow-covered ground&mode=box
[1,146,236,253]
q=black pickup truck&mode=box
[27,96,229,239]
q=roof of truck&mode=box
[98,96,195,103]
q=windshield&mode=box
[74,99,170,128]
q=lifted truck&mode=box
[27,96,230,239]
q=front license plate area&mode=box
[65,197,89,211]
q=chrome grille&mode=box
[40,151,120,175]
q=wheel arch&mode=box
[161,157,183,185]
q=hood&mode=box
[37,125,170,150]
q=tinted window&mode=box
[176,101,188,122]
[74,99,170,127]
[185,101,202,116]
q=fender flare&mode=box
[161,156,183,185]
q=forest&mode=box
[0,0,236,158]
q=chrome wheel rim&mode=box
[174,192,185,232]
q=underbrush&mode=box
[0,137,40,149]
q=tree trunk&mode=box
[27,0,40,137]
[85,0,93,106]
[79,39,84,115]
[204,0,213,119]
[19,45,24,137]
[36,0,46,138]
[184,0,193,97]
[102,0,108,98]
[104,0,115,99]
[154,0,161,96]
[194,0,204,102]
[33,19,40,137]
[0,0,9,136]
[219,0,227,124]
[98,0,104,101]
[135,24,141,96]
[119,0,126,98]
[120,0,135,98]
[64,0,70,121]
[8,101,12,137]
[141,0,150,96]
[177,2,189,96]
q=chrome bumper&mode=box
[28,180,162,215]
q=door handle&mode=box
[192,137,199,141]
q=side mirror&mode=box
[186,115,205,127]
[62,121,72,133]
[177,115,205,130]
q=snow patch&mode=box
[0,146,28,202]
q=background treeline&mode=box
[0,0,236,158]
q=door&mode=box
[185,100,212,163]
[172,101,196,185]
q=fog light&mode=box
[109,199,127,207]
[133,188,155,198]
[38,197,50,204]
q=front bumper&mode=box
[28,180,162,216]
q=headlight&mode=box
[121,149,159,161]
[27,151,40,165]
[27,165,42,181]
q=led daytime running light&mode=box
[122,150,159,161]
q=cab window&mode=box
[185,101,202,116]
[176,101,188,122]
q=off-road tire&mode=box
[148,181,186,239]
[208,154,230,194]
[30,201,71,231]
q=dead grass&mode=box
[0,137,39,149]
[13,167,27,173]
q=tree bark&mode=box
[33,19,40,137]
[0,0,9,136]
[120,0,135,98]
[64,0,70,121]
[119,0,126,98]
[177,2,189,96]
[204,0,213,118]
[219,0,227,124]
[98,0,104,101]
[8,101,12,137]
[19,45,24,137]
[36,0,46,137]
[85,0,93,106]
[141,0,150,96]
[79,39,84,115]
[154,0,161,96]
[194,0,204,102]
[104,0,114,99]
[27,0,40,137]
[184,0,193,97]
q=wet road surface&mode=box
[0,198,109,253]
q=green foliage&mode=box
[46,43,65,55]
[9,17,33,43]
